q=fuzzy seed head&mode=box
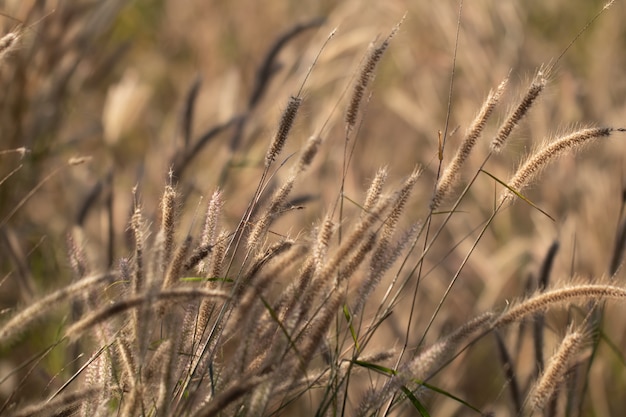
[345,20,401,133]
[0,32,18,60]
[432,77,508,210]
[530,330,584,411]
[493,284,626,328]
[491,73,546,153]
[501,127,612,203]
[296,135,322,173]
[265,96,302,168]
[346,41,389,133]
[363,167,388,215]
[159,184,178,268]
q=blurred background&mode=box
[1,0,625,414]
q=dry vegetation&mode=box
[1,0,626,416]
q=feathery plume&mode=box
[130,195,146,294]
[338,231,377,282]
[358,312,494,416]
[432,77,508,210]
[194,231,229,340]
[247,174,296,251]
[197,190,223,274]
[529,328,585,411]
[363,167,388,215]
[65,288,228,340]
[158,184,178,271]
[491,71,546,153]
[159,235,193,317]
[501,127,613,203]
[232,239,295,315]
[407,311,495,380]
[162,235,193,290]
[317,195,391,287]
[12,388,99,417]
[265,95,302,168]
[346,19,402,134]
[0,272,115,344]
[313,214,334,272]
[67,230,89,280]
[385,168,421,236]
[115,335,138,388]
[296,134,322,174]
[493,283,626,328]
[0,32,19,62]
[354,223,419,316]
[297,289,345,368]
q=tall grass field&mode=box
[1,1,626,416]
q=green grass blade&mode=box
[417,380,483,414]
[352,359,397,376]
[400,386,430,417]
[343,304,360,352]
[480,169,555,221]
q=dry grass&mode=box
[1,1,626,416]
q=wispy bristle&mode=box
[208,230,227,281]
[319,195,391,286]
[118,257,132,286]
[184,243,213,272]
[80,351,111,416]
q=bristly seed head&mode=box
[530,329,585,411]
[159,184,178,266]
[491,71,546,153]
[265,95,302,168]
[0,32,18,60]
[501,127,612,203]
[345,20,401,135]
[431,77,508,210]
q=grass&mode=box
[1,0,626,416]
